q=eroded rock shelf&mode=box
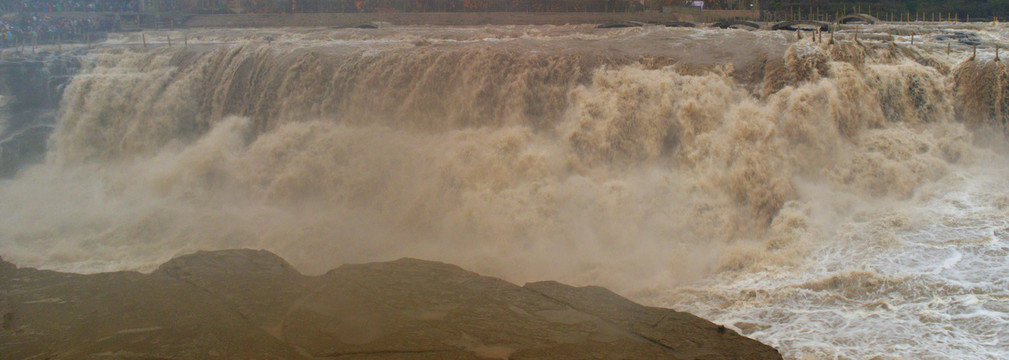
[0,249,781,359]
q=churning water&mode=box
[2,23,1009,359]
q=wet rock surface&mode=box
[0,250,782,359]
[0,53,80,177]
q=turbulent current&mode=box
[3,23,1009,358]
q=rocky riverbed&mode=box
[0,249,781,359]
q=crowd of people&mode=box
[0,0,140,13]
[223,0,647,14]
[0,14,119,47]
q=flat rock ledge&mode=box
[0,250,782,360]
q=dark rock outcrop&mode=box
[0,53,81,177]
[0,249,782,359]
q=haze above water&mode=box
[3,23,1009,359]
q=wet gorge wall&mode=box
[0,53,80,177]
